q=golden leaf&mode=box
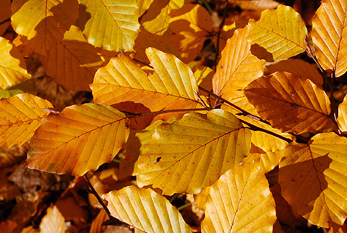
[39,205,65,233]
[26,103,129,176]
[135,109,251,195]
[279,133,347,228]
[103,185,192,233]
[248,5,307,61]
[244,71,335,134]
[312,0,347,77]
[137,0,155,16]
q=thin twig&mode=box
[305,38,324,73]
[0,18,10,26]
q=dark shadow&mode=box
[74,3,91,31]
[250,44,274,62]
[140,0,170,23]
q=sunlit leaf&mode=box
[196,160,276,232]
[193,65,214,91]
[312,0,347,77]
[137,0,155,16]
[279,133,347,228]
[26,103,129,176]
[79,0,140,51]
[11,0,78,55]
[248,5,307,61]
[229,0,279,10]
[39,205,65,233]
[337,95,347,132]
[39,26,116,91]
[244,71,335,134]
[0,0,11,36]
[0,93,52,148]
[168,4,213,63]
[135,109,251,195]
[0,37,31,89]
[104,185,192,233]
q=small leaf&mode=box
[244,72,335,134]
[26,103,129,176]
[79,0,140,51]
[103,185,192,233]
[39,205,65,233]
[135,109,251,195]
[312,0,347,77]
[196,160,276,232]
[338,95,347,132]
[0,93,53,148]
[248,5,308,61]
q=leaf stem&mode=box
[177,202,192,211]
[305,38,324,73]
[199,0,214,15]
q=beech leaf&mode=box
[103,185,192,233]
[26,103,129,176]
[337,95,347,132]
[39,205,65,233]
[135,109,251,195]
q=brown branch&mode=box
[0,18,10,26]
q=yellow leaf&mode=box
[39,26,116,91]
[267,59,323,87]
[11,0,78,56]
[0,0,11,36]
[39,205,65,233]
[135,109,251,195]
[79,0,140,51]
[248,5,308,61]
[312,0,347,77]
[193,65,214,91]
[229,0,279,10]
[337,95,347,132]
[104,185,192,233]
[213,25,265,109]
[279,133,347,228]
[0,37,31,89]
[26,103,129,176]
[196,160,276,232]
[244,71,335,134]
[242,150,286,173]
[0,93,52,148]
[168,4,213,63]
[137,0,155,16]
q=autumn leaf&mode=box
[248,5,308,61]
[0,0,11,36]
[244,71,335,134]
[39,205,65,233]
[135,109,251,195]
[229,0,279,10]
[103,185,192,233]
[337,95,347,132]
[196,159,276,232]
[311,0,347,77]
[26,103,129,176]
[279,133,347,228]
[78,0,140,51]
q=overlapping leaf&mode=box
[244,71,335,134]
[248,5,308,61]
[26,103,129,176]
[39,205,65,233]
[196,160,276,232]
[104,185,192,233]
[279,133,347,228]
[79,0,140,51]
[135,109,251,195]
[312,0,347,77]
[0,37,31,89]
[11,0,78,55]
[0,93,52,148]
[39,26,115,91]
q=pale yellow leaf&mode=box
[196,160,276,232]
[244,71,335,134]
[135,109,251,195]
[104,185,192,233]
[0,37,31,89]
[337,95,347,132]
[40,205,65,233]
[279,133,347,228]
[248,5,308,61]
[11,0,78,55]
[26,103,129,176]
[79,0,140,51]
[0,93,52,148]
[229,0,279,10]
[312,0,347,77]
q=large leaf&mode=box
[279,133,347,228]
[0,37,31,89]
[312,0,347,77]
[79,0,140,51]
[196,160,276,232]
[104,185,192,233]
[39,26,115,91]
[248,5,308,61]
[26,103,129,176]
[11,0,78,56]
[244,71,335,134]
[0,93,53,148]
[135,109,251,195]
[213,25,265,109]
